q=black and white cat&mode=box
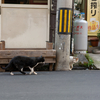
[0,56,45,75]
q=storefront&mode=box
[0,0,50,49]
[87,0,100,36]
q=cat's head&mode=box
[73,57,79,63]
[38,56,45,63]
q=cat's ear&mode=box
[40,56,43,59]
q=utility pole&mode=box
[55,0,73,70]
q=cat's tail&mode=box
[0,65,9,70]
[0,60,13,70]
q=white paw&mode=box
[10,72,14,75]
[69,68,72,71]
[34,72,37,75]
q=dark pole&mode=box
[70,0,74,55]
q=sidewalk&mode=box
[73,53,100,70]
[88,53,100,69]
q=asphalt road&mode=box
[0,70,100,100]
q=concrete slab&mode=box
[76,54,88,63]
[88,53,100,69]
[73,54,88,70]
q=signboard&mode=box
[87,0,100,36]
[58,8,72,35]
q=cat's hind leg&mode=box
[9,68,14,75]
[19,69,26,75]
[10,72,14,75]
[17,66,27,75]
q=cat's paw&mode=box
[29,72,37,75]
[69,68,72,71]
[10,72,14,75]
[33,72,37,75]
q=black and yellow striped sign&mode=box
[58,8,72,34]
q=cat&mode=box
[69,56,79,70]
[0,56,45,75]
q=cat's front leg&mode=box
[32,67,37,75]
[29,67,33,75]
[29,67,37,75]
[33,71,37,75]
[69,64,73,70]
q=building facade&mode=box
[0,0,51,49]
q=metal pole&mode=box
[70,0,75,55]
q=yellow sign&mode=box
[58,8,72,34]
[87,0,99,36]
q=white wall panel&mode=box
[1,8,48,48]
